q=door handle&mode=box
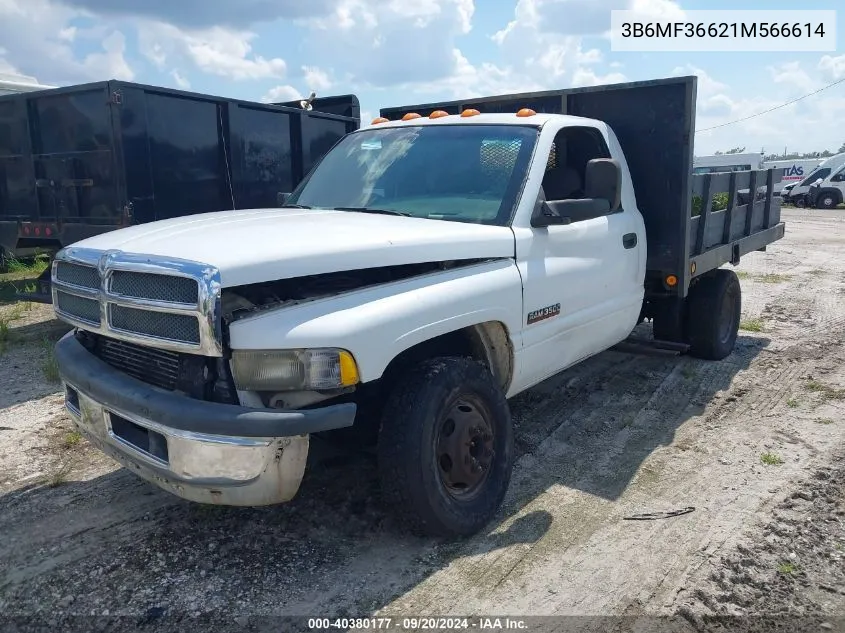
[623,233,638,249]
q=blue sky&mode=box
[1,0,843,155]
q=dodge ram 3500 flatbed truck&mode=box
[50,76,785,537]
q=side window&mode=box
[541,127,611,205]
[831,170,845,182]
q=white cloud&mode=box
[138,23,286,81]
[262,85,301,103]
[481,0,646,96]
[54,0,340,29]
[58,26,77,42]
[0,49,20,75]
[571,67,627,87]
[303,0,473,87]
[170,69,190,89]
[0,0,134,84]
[682,65,845,155]
[81,31,134,80]
[409,49,543,100]
[496,0,683,41]
[767,61,816,94]
[302,66,332,91]
[819,54,845,81]
[671,65,726,95]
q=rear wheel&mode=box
[684,269,742,360]
[377,356,514,537]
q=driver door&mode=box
[516,126,641,388]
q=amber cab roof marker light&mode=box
[371,117,389,125]
[516,108,537,117]
[429,110,449,119]
[402,112,422,121]
[460,108,481,117]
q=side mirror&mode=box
[585,158,622,212]
[277,192,291,206]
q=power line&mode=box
[695,76,845,134]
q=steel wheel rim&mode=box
[435,394,495,500]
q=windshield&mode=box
[798,167,830,186]
[286,124,539,226]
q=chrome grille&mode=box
[55,261,99,289]
[110,270,199,305]
[51,247,222,356]
[110,305,201,344]
[55,291,101,325]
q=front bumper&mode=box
[55,333,357,505]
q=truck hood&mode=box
[71,208,516,287]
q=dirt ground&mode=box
[0,207,843,632]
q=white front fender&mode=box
[227,259,524,383]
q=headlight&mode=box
[231,349,360,392]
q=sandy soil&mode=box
[0,207,843,631]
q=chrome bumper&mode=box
[56,333,357,506]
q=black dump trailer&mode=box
[0,80,360,300]
[381,76,785,352]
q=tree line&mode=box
[710,142,845,160]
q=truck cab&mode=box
[808,162,845,209]
[784,152,845,207]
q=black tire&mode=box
[816,193,838,209]
[685,269,741,361]
[377,356,514,538]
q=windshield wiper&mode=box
[334,206,411,217]
[280,204,312,209]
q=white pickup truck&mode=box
[50,77,785,537]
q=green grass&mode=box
[761,452,784,466]
[805,380,845,401]
[735,271,751,279]
[757,273,792,284]
[4,255,50,276]
[740,318,765,333]
[0,318,9,354]
[62,431,82,449]
[41,338,60,383]
[816,418,835,425]
[777,562,797,575]
[786,398,799,408]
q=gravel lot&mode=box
[0,207,843,631]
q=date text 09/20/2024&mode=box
[307,617,528,630]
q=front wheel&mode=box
[816,193,838,209]
[685,269,742,360]
[377,357,514,537]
